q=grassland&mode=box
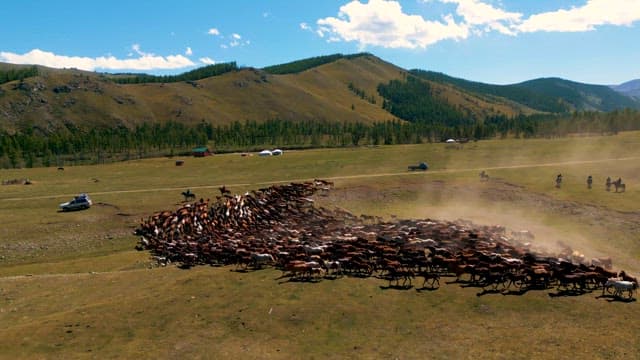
[1,132,639,359]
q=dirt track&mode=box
[2,156,639,202]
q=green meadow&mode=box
[1,132,639,359]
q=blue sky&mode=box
[1,0,639,85]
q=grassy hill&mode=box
[0,55,539,134]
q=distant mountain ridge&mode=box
[412,70,640,113]
[1,54,639,134]
[610,79,640,99]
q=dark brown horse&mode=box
[612,178,626,193]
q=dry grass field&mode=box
[1,132,639,359]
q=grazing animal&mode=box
[479,171,489,181]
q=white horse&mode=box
[251,253,275,268]
[324,260,343,277]
[604,279,636,299]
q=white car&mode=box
[59,193,92,211]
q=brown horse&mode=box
[612,178,626,193]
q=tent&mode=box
[445,139,456,143]
[258,150,272,156]
[272,149,283,156]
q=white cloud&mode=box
[199,57,216,65]
[300,22,311,31]
[517,0,640,33]
[0,48,195,71]
[440,0,521,35]
[313,0,640,49]
[317,0,469,49]
[132,43,146,56]
[207,28,220,36]
[232,33,242,39]
[185,47,193,55]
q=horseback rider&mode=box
[555,173,563,188]
[587,175,593,189]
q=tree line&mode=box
[262,53,371,75]
[0,66,39,85]
[1,110,639,169]
[108,62,238,84]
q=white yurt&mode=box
[272,149,283,156]
[258,150,273,156]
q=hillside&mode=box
[0,55,535,133]
[516,77,640,112]
[412,70,640,113]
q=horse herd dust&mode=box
[135,180,637,301]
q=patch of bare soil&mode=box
[325,179,640,273]
[483,179,640,235]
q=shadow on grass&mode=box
[476,288,503,297]
[595,294,637,303]
[276,276,323,285]
[501,287,530,296]
[415,286,439,292]
[379,284,414,291]
[548,288,590,298]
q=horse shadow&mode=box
[501,288,530,296]
[415,285,439,292]
[548,288,589,298]
[476,288,503,297]
[277,275,322,285]
[379,284,414,291]
[596,294,637,303]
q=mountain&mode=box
[1,54,638,135]
[411,70,640,113]
[515,77,640,112]
[610,79,640,99]
[0,54,535,134]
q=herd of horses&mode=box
[137,181,637,302]
[230,235,638,300]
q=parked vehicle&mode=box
[408,162,429,171]
[59,193,92,211]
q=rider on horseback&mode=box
[556,174,563,188]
